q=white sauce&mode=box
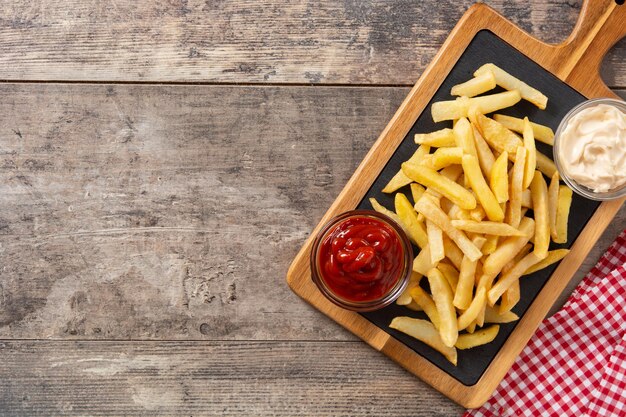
[559,103,626,193]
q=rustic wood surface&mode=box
[0,0,624,416]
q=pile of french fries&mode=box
[371,64,573,365]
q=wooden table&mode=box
[0,1,623,415]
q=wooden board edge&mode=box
[286,2,624,409]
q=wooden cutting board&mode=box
[286,0,625,408]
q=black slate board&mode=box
[358,30,600,386]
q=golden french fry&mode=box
[490,151,509,203]
[425,147,464,170]
[530,171,550,260]
[475,63,548,109]
[432,91,521,122]
[467,321,477,334]
[395,193,429,249]
[442,235,464,270]
[522,117,537,189]
[485,305,519,323]
[370,197,403,226]
[457,286,487,330]
[413,245,435,275]
[524,249,570,275]
[488,253,541,305]
[454,237,486,310]
[410,183,426,205]
[454,117,477,158]
[554,185,572,244]
[383,145,431,193]
[416,196,483,262]
[483,217,535,276]
[410,286,441,329]
[506,146,527,228]
[438,262,460,294]
[499,279,520,314]
[493,114,554,145]
[389,317,457,365]
[402,163,477,210]
[536,151,557,177]
[469,204,486,222]
[451,220,525,236]
[427,219,445,264]
[405,300,423,311]
[455,325,500,349]
[502,243,532,275]
[451,71,497,97]
[475,113,523,161]
[472,124,496,179]
[415,129,456,147]
[462,154,504,222]
[548,172,560,240]
[482,234,499,255]
[427,268,458,348]
[522,189,533,208]
[396,271,422,305]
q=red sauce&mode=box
[317,216,406,302]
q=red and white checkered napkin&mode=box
[465,230,626,417]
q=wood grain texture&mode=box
[286,1,625,407]
[0,0,624,86]
[0,340,463,416]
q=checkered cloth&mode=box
[465,230,626,417]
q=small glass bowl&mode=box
[310,210,413,312]
[554,98,626,201]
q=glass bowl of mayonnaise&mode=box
[554,98,626,200]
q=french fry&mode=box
[389,317,457,365]
[451,220,525,236]
[475,113,524,161]
[554,186,572,244]
[454,117,477,158]
[455,325,500,349]
[506,146,527,228]
[413,245,435,275]
[536,151,557,177]
[522,118,537,189]
[469,204,486,222]
[488,253,541,305]
[467,321,477,334]
[522,189,533,208]
[396,271,422,305]
[410,286,441,329]
[427,268,458,348]
[462,154,504,222]
[475,63,548,109]
[524,249,570,275]
[499,279,520,314]
[457,286,487,330]
[442,235,464,270]
[502,244,532,275]
[438,262,460,294]
[490,151,509,203]
[416,196,483,262]
[472,124,496,178]
[431,91,521,122]
[454,237,486,310]
[530,171,550,260]
[483,217,535,276]
[548,172,560,240]
[370,197,403,227]
[485,306,519,323]
[415,129,456,147]
[493,114,554,145]
[395,193,429,249]
[410,183,426,205]
[405,300,423,311]
[451,71,496,97]
[427,219,445,264]
[482,234,499,255]
[383,145,431,193]
[424,147,464,170]
[402,163,477,210]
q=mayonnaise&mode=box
[559,103,626,193]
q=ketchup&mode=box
[317,215,406,302]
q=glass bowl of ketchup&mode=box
[310,210,413,312]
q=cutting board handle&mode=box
[558,0,626,95]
